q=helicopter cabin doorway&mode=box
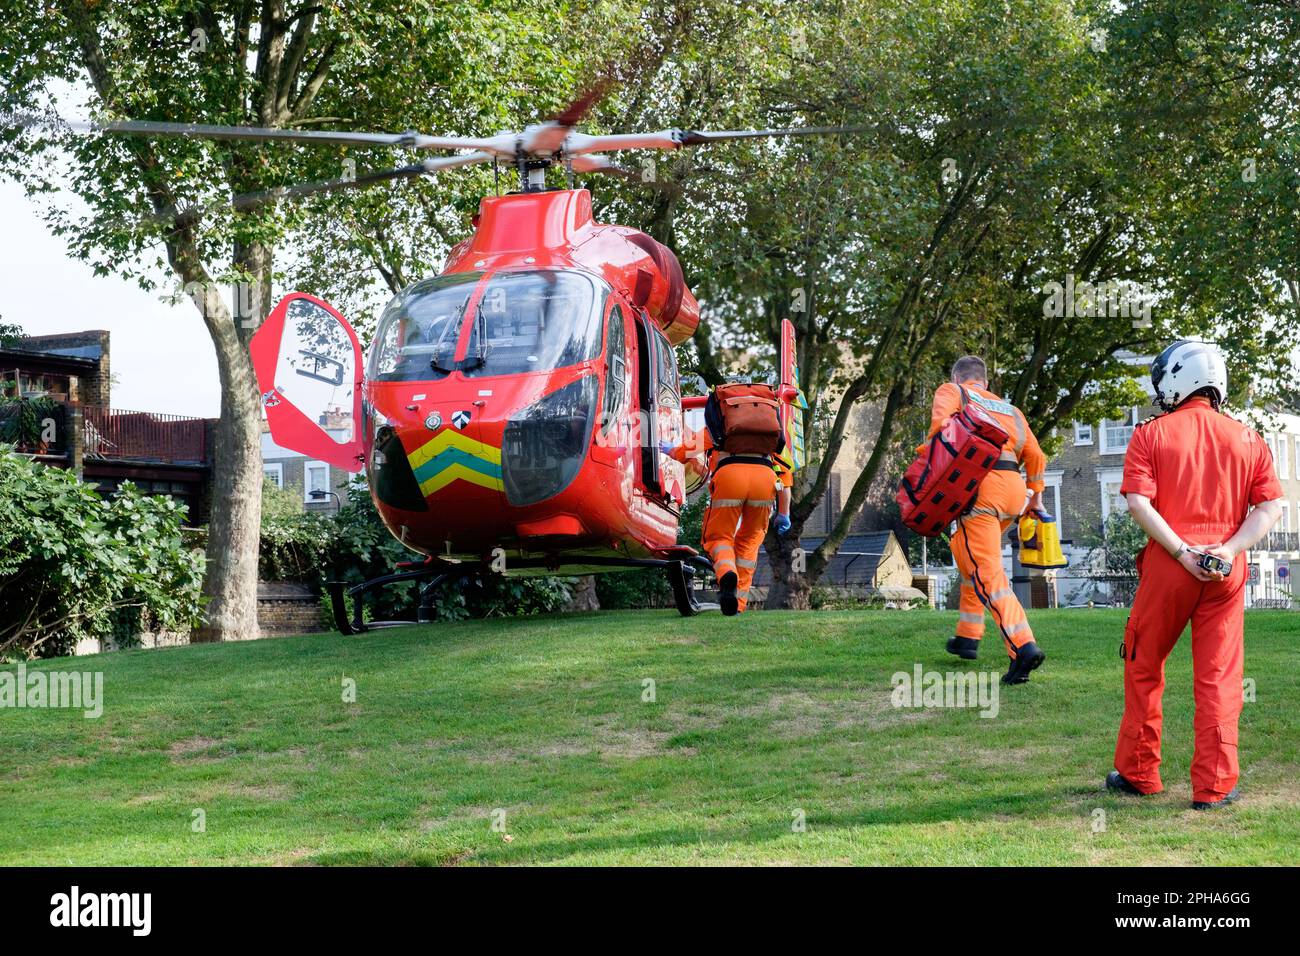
[632,310,683,507]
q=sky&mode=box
[0,178,222,418]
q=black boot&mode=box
[946,636,979,660]
[718,571,739,617]
[1001,641,1045,684]
[1105,770,1146,796]
[1192,788,1240,810]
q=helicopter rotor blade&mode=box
[54,117,504,153]
[232,151,494,210]
[569,154,679,192]
[524,77,618,154]
[565,124,869,156]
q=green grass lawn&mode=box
[1,608,1297,866]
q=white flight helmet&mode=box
[1151,339,1228,411]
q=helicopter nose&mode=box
[404,410,505,501]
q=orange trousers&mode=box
[951,471,1035,657]
[1114,543,1246,804]
[702,461,777,612]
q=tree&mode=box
[0,0,638,639]
[598,0,1298,606]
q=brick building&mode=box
[2,330,214,524]
[261,421,356,514]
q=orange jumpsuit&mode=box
[673,427,785,612]
[1114,398,1282,804]
[922,382,1047,658]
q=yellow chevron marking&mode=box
[418,461,504,496]
[408,428,502,470]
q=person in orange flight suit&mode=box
[671,427,790,616]
[1106,340,1283,810]
[928,356,1048,684]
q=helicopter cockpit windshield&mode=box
[461,269,606,377]
[368,269,607,383]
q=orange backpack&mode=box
[705,383,785,456]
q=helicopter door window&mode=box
[369,272,483,382]
[633,313,661,494]
[274,297,359,444]
[461,269,607,377]
[601,303,627,435]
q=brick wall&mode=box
[257,598,326,634]
[18,330,111,406]
[257,581,325,634]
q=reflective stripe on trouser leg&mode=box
[952,509,1034,656]
[706,463,778,613]
[956,572,984,639]
[702,498,742,579]
[733,496,774,613]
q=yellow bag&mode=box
[1019,510,1067,569]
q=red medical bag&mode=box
[897,391,1010,537]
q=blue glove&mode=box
[658,441,675,456]
[773,512,791,535]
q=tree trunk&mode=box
[763,531,813,610]
[191,319,263,642]
[564,575,601,613]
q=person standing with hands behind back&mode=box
[1107,340,1283,810]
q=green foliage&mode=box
[260,479,303,520]
[260,482,572,623]
[0,320,22,347]
[0,445,205,659]
[595,570,670,610]
[1087,511,1147,574]
[0,396,60,451]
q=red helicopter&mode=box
[82,101,828,630]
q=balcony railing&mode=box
[83,405,207,464]
[1265,531,1300,553]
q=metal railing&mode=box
[1264,531,1299,553]
[83,405,207,464]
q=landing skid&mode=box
[326,554,717,634]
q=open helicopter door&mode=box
[779,318,808,473]
[249,293,365,473]
[633,312,685,506]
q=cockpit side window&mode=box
[602,303,627,435]
[368,272,482,382]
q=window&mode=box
[1099,468,1128,525]
[1100,408,1138,455]
[263,463,284,488]
[462,269,608,378]
[601,303,627,434]
[368,272,483,382]
[1073,422,1093,446]
[1281,502,1291,534]
[1276,434,1290,480]
[1043,470,1063,520]
[304,461,330,504]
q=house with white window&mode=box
[1250,411,1300,607]
[1049,392,1300,607]
[1045,357,1156,542]
[260,417,355,514]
